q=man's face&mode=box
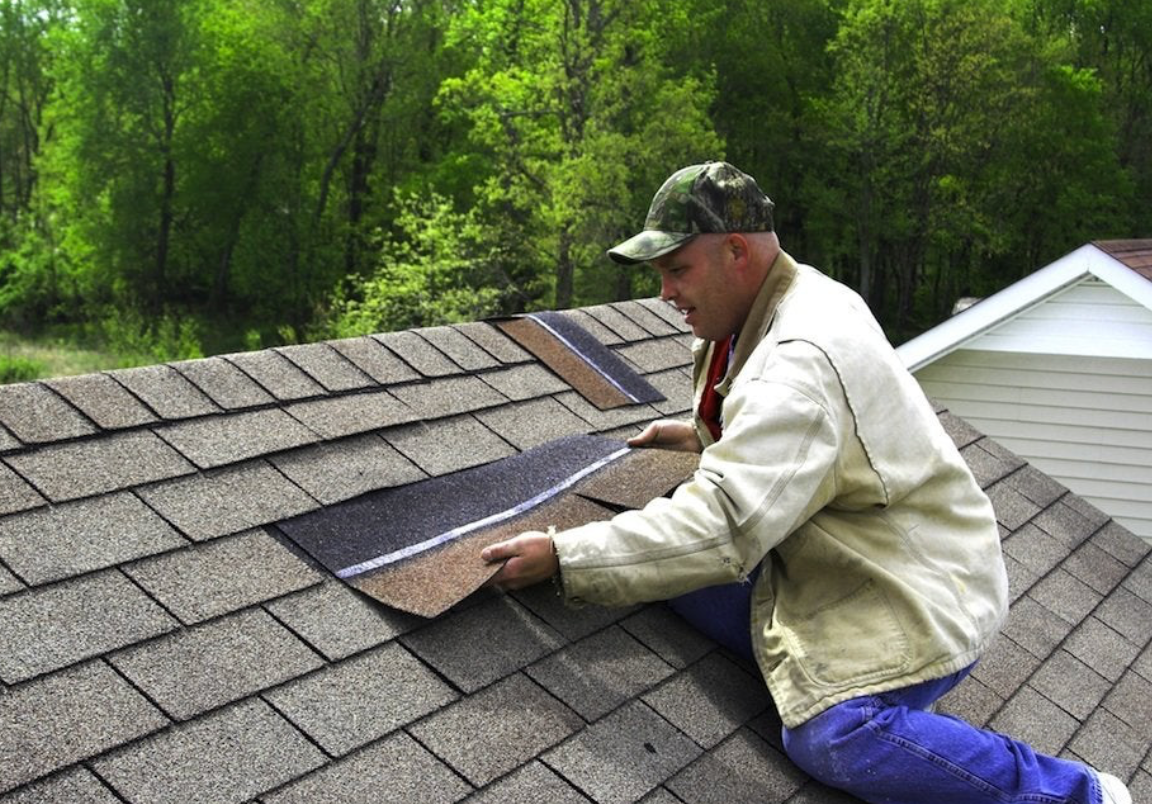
[652,234,745,342]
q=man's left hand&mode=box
[481,531,559,590]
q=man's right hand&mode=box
[627,419,702,453]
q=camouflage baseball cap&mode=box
[607,161,775,265]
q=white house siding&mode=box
[968,280,1152,360]
[915,349,1152,543]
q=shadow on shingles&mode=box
[278,435,700,618]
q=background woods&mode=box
[0,0,1146,371]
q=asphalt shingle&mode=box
[136,460,318,541]
[45,372,159,429]
[261,731,471,804]
[526,626,674,722]
[1093,520,1152,568]
[415,325,501,372]
[970,635,1040,700]
[277,343,375,392]
[124,528,322,624]
[620,604,716,670]
[0,660,168,794]
[634,297,691,333]
[985,481,1042,531]
[264,641,458,756]
[1064,616,1141,683]
[1001,595,1074,660]
[543,700,702,803]
[452,321,533,364]
[467,760,591,803]
[959,440,1024,488]
[107,364,220,420]
[374,330,461,377]
[555,390,658,433]
[170,355,276,409]
[990,685,1079,758]
[154,407,319,469]
[513,581,637,643]
[264,579,419,662]
[615,340,693,374]
[1102,669,1152,735]
[1032,645,1110,718]
[582,304,650,342]
[0,461,44,516]
[5,429,194,503]
[666,729,806,804]
[91,698,326,803]
[109,607,323,720]
[271,433,427,505]
[383,415,514,477]
[1064,540,1130,596]
[224,348,326,401]
[645,368,695,417]
[1035,500,1099,552]
[0,491,185,585]
[410,672,584,787]
[561,309,624,345]
[0,563,22,595]
[389,375,507,420]
[613,301,682,337]
[475,397,593,450]
[1002,523,1067,577]
[1068,708,1147,782]
[479,362,571,401]
[0,570,178,683]
[285,389,417,439]
[400,595,565,694]
[1095,586,1152,647]
[327,336,421,385]
[0,766,122,803]
[0,382,96,444]
[1030,568,1103,626]
[642,653,771,750]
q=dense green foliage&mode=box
[0,0,1147,360]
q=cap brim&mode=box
[607,231,696,265]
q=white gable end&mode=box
[967,278,1152,359]
[899,241,1152,544]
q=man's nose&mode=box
[660,276,676,302]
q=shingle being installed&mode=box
[278,434,699,616]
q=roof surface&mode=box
[1,298,1151,803]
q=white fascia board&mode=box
[896,244,1137,372]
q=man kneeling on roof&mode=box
[482,161,1130,804]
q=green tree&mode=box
[437,0,722,310]
[329,190,507,335]
[813,0,1129,337]
[1029,0,1152,235]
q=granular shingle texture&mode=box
[1,299,1149,803]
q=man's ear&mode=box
[726,233,751,270]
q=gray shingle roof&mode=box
[1,300,1150,803]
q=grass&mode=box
[0,329,124,383]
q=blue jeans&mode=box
[670,580,1104,804]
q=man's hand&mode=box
[482,531,559,591]
[628,419,702,453]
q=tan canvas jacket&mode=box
[553,251,1009,727]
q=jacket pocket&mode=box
[777,578,911,688]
